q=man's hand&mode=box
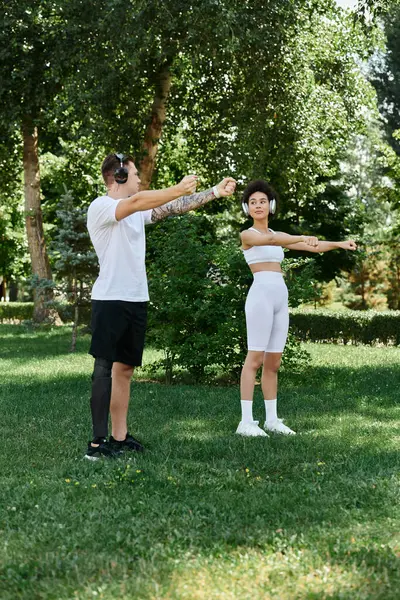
[302,235,319,247]
[338,240,357,251]
[215,177,236,197]
[177,175,198,196]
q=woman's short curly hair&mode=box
[242,179,279,218]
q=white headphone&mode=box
[242,197,276,216]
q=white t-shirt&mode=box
[87,195,153,302]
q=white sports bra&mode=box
[242,227,285,265]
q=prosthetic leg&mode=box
[90,357,113,440]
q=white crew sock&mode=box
[240,400,254,423]
[264,399,278,424]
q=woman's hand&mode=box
[338,240,357,250]
[301,235,319,248]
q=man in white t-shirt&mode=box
[85,153,236,459]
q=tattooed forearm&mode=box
[150,188,215,223]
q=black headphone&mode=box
[114,153,129,184]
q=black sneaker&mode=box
[109,433,144,453]
[84,438,122,461]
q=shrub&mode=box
[290,308,400,345]
[0,302,34,322]
[50,189,97,350]
[0,301,92,326]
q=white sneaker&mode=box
[264,418,296,435]
[236,420,269,437]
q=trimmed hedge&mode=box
[0,302,34,322]
[2,302,400,347]
[0,302,91,324]
[290,308,400,345]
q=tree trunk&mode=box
[0,278,6,301]
[70,274,78,353]
[22,120,53,322]
[164,350,175,385]
[360,265,367,310]
[139,65,172,190]
[9,280,18,302]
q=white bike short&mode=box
[245,271,289,353]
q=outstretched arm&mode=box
[283,240,357,253]
[241,229,320,249]
[115,175,198,221]
[150,177,236,223]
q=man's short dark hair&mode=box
[101,153,135,185]
[242,179,279,218]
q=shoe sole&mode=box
[84,453,121,460]
[265,429,296,435]
[235,432,269,437]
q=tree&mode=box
[58,0,376,199]
[356,0,400,24]
[0,1,74,320]
[35,0,384,295]
[51,189,97,351]
[366,3,400,307]
[370,3,400,152]
[1,0,393,316]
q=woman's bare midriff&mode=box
[250,262,282,274]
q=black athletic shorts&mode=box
[89,300,147,367]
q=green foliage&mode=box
[50,189,98,347]
[385,237,400,308]
[0,1,74,132]
[56,0,378,284]
[0,0,395,312]
[370,2,400,152]
[290,307,400,345]
[0,199,27,281]
[146,214,230,382]
[338,241,385,309]
[59,0,379,204]
[0,140,29,282]
[285,183,361,281]
[0,302,34,322]
[0,300,89,325]
[367,3,400,310]
[282,257,322,308]
[40,140,105,226]
[51,189,97,280]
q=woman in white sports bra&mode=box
[237,179,357,437]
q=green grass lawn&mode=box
[0,324,399,600]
